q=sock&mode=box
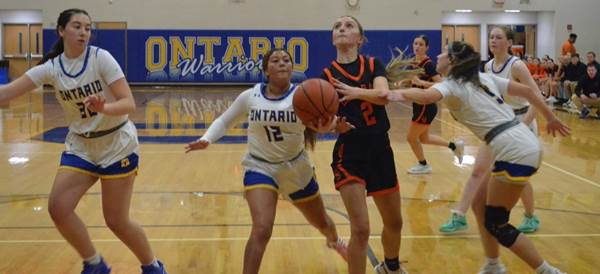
[84,253,102,265]
[451,209,465,217]
[419,160,427,166]
[448,142,456,151]
[143,258,160,268]
[384,257,400,271]
[485,257,500,265]
[536,260,551,274]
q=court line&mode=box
[2,233,600,244]
[541,162,600,188]
[394,102,600,189]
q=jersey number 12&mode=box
[264,126,283,142]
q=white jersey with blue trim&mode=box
[485,56,529,109]
[201,83,305,163]
[26,46,127,134]
[433,73,516,140]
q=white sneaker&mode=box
[478,262,507,274]
[545,96,558,103]
[453,139,464,164]
[539,266,567,274]
[374,261,408,274]
[407,164,432,174]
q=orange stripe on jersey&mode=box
[369,57,374,73]
[331,55,365,82]
[417,57,431,68]
[323,68,335,85]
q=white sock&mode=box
[84,253,102,265]
[144,258,159,268]
[451,209,465,216]
[485,257,500,265]
[536,260,553,274]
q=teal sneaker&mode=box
[517,214,540,233]
[439,212,468,233]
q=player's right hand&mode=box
[185,139,210,153]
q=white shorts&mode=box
[489,123,542,184]
[515,112,538,136]
[242,150,319,202]
[61,120,139,179]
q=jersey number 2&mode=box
[264,126,283,142]
[76,102,98,119]
[361,102,377,126]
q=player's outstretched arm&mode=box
[0,75,37,107]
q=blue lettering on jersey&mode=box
[249,109,297,123]
[58,80,103,101]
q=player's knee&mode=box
[471,165,489,180]
[484,206,520,247]
[406,134,418,143]
[350,220,371,242]
[47,198,72,224]
[384,215,403,233]
[104,214,130,233]
[250,222,274,244]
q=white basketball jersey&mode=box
[26,46,127,134]
[433,73,516,140]
[485,56,529,109]
[201,83,306,163]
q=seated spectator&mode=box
[586,51,600,72]
[564,53,587,100]
[572,64,600,118]
[531,58,549,95]
[553,55,570,103]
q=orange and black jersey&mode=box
[412,57,438,87]
[320,55,390,135]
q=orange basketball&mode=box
[293,78,339,126]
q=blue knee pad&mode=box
[484,206,521,247]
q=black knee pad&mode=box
[484,206,521,247]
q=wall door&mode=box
[442,25,481,53]
[2,24,43,81]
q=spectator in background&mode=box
[586,51,600,72]
[572,64,600,118]
[553,56,571,103]
[531,58,549,96]
[561,33,577,57]
[563,54,587,109]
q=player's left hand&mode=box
[84,94,106,113]
[332,78,361,102]
[546,118,571,137]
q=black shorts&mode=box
[411,103,438,125]
[331,133,399,196]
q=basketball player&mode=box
[384,41,569,274]
[185,48,350,274]
[321,16,407,274]
[0,9,167,274]
[439,26,544,272]
[404,35,464,175]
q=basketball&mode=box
[292,78,339,126]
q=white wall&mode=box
[0,0,598,59]
[0,9,42,58]
[537,12,555,59]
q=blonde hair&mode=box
[385,47,423,87]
